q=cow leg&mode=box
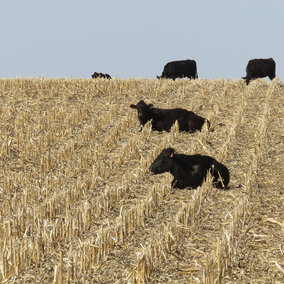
[269,74,275,80]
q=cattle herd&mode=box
[91,57,276,190]
[92,57,276,85]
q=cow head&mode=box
[130,100,153,126]
[149,148,175,174]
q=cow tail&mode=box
[195,71,198,79]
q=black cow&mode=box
[91,72,112,79]
[149,148,230,189]
[157,60,198,80]
[130,100,209,133]
[242,58,276,85]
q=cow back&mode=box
[246,58,276,78]
[162,60,198,79]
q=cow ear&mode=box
[130,104,136,109]
[148,104,153,109]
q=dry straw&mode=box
[0,78,281,283]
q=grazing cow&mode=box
[242,58,276,85]
[157,60,198,80]
[91,72,112,79]
[130,100,209,133]
[149,148,230,189]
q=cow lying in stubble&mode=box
[242,58,276,85]
[149,148,230,189]
[91,72,112,79]
[130,100,209,133]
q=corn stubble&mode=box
[0,78,283,283]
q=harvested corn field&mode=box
[0,78,283,283]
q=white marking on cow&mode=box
[191,165,200,175]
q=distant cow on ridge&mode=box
[242,58,276,85]
[149,148,230,189]
[157,60,198,80]
[130,100,209,133]
[91,72,112,79]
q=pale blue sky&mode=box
[1,1,283,80]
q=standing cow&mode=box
[130,100,209,133]
[157,59,198,80]
[149,148,230,189]
[91,72,112,79]
[242,58,276,85]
